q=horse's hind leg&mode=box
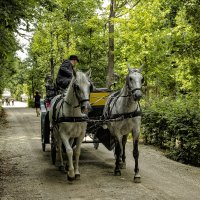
[114,140,121,176]
[133,136,141,183]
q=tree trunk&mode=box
[50,31,54,80]
[106,0,115,88]
[56,34,64,64]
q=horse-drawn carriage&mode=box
[40,87,113,152]
[41,68,143,183]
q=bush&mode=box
[28,98,35,108]
[142,96,200,166]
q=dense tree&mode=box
[0,0,199,167]
[0,0,199,98]
[0,0,40,96]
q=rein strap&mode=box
[56,116,89,123]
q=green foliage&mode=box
[28,98,35,108]
[29,0,107,87]
[142,96,200,166]
[0,0,199,167]
[0,0,40,95]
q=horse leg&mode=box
[73,135,84,180]
[133,136,141,183]
[64,138,75,172]
[60,134,75,181]
[114,140,121,176]
[120,135,128,169]
[57,136,65,171]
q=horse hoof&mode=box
[75,174,80,180]
[67,175,75,182]
[119,162,126,169]
[114,170,121,176]
[134,175,141,183]
[65,165,69,171]
[59,166,65,171]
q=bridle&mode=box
[120,72,144,98]
[64,81,90,108]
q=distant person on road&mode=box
[11,98,14,106]
[34,91,41,117]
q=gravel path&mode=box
[0,107,200,200]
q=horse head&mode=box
[126,67,144,101]
[72,70,92,114]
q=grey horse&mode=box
[49,70,92,181]
[103,67,144,183]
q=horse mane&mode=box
[69,71,88,85]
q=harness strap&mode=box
[56,116,89,123]
[106,90,121,117]
[52,95,64,122]
[105,102,142,120]
[108,109,142,120]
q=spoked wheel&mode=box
[51,134,56,165]
[42,140,46,152]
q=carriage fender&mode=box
[95,126,115,151]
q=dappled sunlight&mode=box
[0,135,40,142]
[2,101,27,108]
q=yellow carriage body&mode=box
[89,91,110,106]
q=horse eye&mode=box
[129,77,133,81]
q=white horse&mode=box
[49,70,92,181]
[103,67,144,183]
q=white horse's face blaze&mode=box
[127,69,143,101]
[73,72,92,114]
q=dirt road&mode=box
[0,107,200,200]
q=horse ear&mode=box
[128,67,132,73]
[86,69,92,78]
[138,63,144,72]
[127,63,132,74]
[72,69,77,77]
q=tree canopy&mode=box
[0,0,199,99]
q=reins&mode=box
[56,116,89,123]
[53,78,90,123]
[86,105,142,133]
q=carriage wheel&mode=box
[42,140,46,152]
[93,134,99,149]
[51,135,56,165]
[94,142,99,150]
[41,133,46,152]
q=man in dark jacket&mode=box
[56,55,79,93]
